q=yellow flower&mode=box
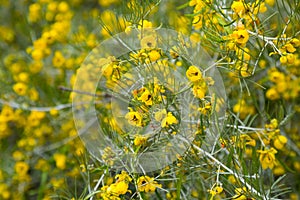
[270,118,278,129]
[237,47,251,61]
[29,61,43,73]
[279,55,287,64]
[134,135,147,146]
[102,63,114,78]
[189,0,198,6]
[282,43,296,53]
[208,185,223,197]
[49,109,59,116]
[192,82,207,99]
[257,148,277,170]
[192,15,203,30]
[53,153,67,170]
[15,161,29,176]
[239,64,251,77]
[138,89,153,106]
[107,181,129,196]
[115,171,132,183]
[231,1,245,17]
[125,111,143,127]
[265,0,275,6]
[287,53,295,64]
[198,102,211,115]
[269,71,285,83]
[53,51,65,68]
[291,38,300,47]
[233,29,249,45]
[100,171,131,199]
[28,3,41,23]
[0,183,10,199]
[155,109,167,121]
[273,164,285,176]
[140,35,157,49]
[138,19,153,29]
[13,82,28,96]
[28,88,39,101]
[273,135,287,150]
[35,159,50,172]
[170,46,179,58]
[17,72,29,83]
[186,65,203,82]
[0,106,14,122]
[58,1,69,13]
[98,0,119,7]
[137,176,162,192]
[12,151,24,161]
[231,187,253,200]
[148,50,161,62]
[161,112,178,128]
[42,30,58,44]
[266,87,280,100]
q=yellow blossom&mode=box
[140,35,157,49]
[58,1,69,13]
[273,164,285,176]
[233,29,249,45]
[280,55,287,64]
[282,43,296,53]
[148,50,161,62]
[29,61,43,73]
[15,161,29,176]
[28,3,41,23]
[269,71,285,83]
[231,187,255,200]
[257,148,277,170]
[0,106,14,122]
[265,0,275,6]
[138,89,153,106]
[155,109,167,121]
[42,30,58,44]
[0,183,10,199]
[28,88,40,101]
[186,65,203,82]
[107,181,129,195]
[170,46,179,58]
[17,72,29,83]
[13,82,28,96]
[266,87,280,100]
[125,111,143,127]
[53,153,67,170]
[239,64,251,77]
[273,135,288,150]
[208,185,223,197]
[98,0,119,7]
[161,112,178,128]
[115,171,132,183]
[134,135,147,146]
[137,176,162,192]
[138,19,153,29]
[287,54,295,64]
[53,51,65,68]
[49,109,59,116]
[231,1,245,17]
[198,102,211,115]
[192,82,207,99]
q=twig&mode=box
[89,172,106,200]
[179,136,268,200]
